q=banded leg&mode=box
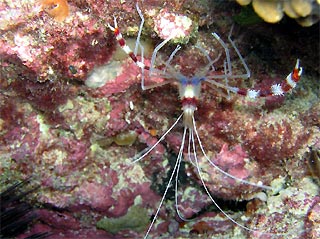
[234,59,303,98]
[205,59,302,99]
[108,4,175,90]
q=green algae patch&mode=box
[233,6,263,26]
[96,205,149,234]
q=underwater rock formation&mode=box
[0,0,319,238]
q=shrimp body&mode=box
[179,77,202,128]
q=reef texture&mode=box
[236,0,320,26]
[0,0,319,239]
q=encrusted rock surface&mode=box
[0,0,319,238]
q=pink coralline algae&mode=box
[304,196,320,239]
[213,144,250,179]
[76,181,115,212]
[194,144,257,199]
[0,0,117,83]
[0,1,319,239]
[0,99,41,164]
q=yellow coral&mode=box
[235,0,320,26]
[236,0,252,5]
[290,0,313,17]
[283,1,300,18]
[252,0,283,23]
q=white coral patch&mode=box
[155,12,192,39]
[86,61,122,88]
[12,33,34,62]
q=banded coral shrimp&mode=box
[108,3,303,239]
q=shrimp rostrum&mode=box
[108,3,303,238]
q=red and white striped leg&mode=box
[235,59,303,98]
